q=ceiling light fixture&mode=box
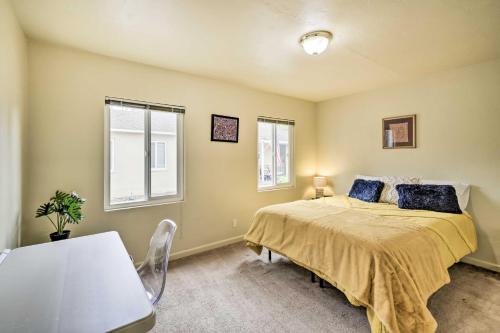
[299,30,333,56]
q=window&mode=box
[257,117,294,190]
[151,141,166,170]
[104,97,184,210]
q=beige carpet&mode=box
[151,242,500,333]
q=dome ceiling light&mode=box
[299,30,333,56]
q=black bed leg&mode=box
[268,249,271,262]
[319,278,325,288]
[311,272,316,283]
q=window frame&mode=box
[257,117,295,191]
[104,98,184,211]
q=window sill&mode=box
[104,197,183,212]
[257,184,295,192]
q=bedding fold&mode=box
[244,195,476,333]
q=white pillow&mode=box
[421,180,470,211]
[356,175,421,204]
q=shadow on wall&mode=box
[466,185,499,264]
[302,185,316,199]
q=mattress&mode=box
[244,195,477,333]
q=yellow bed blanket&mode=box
[244,195,477,333]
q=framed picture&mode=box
[382,114,416,149]
[211,114,239,143]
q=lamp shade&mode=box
[313,176,327,188]
[299,31,333,56]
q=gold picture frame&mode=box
[382,114,416,149]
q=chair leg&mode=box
[268,249,271,262]
[311,272,316,283]
[319,278,325,288]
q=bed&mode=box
[244,194,477,333]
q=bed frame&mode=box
[268,248,325,288]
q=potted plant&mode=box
[35,190,86,241]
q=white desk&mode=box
[0,232,155,333]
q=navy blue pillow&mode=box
[348,179,385,203]
[396,184,462,214]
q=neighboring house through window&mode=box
[257,117,294,190]
[151,141,167,170]
[104,97,184,210]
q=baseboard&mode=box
[133,234,245,268]
[169,234,245,261]
[461,256,500,273]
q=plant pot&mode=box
[49,230,71,242]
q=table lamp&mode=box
[313,176,327,199]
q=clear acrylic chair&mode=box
[137,219,177,306]
[0,249,11,265]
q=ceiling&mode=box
[11,0,500,102]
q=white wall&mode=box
[17,19,499,272]
[0,0,27,250]
[317,59,500,270]
[24,40,316,260]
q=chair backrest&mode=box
[0,249,11,266]
[137,219,177,305]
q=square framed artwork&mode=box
[211,114,239,143]
[382,114,416,149]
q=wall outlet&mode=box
[232,219,238,228]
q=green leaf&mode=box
[65,198,82,223]
[37,190,85,225]
[52,190,69,204]
[35,202,55,218]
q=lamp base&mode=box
[315,188,324,199]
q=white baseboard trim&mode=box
[133,234,245,268]
[461,256,500,273]
[169,234,245,261]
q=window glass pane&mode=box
[258,122,274,187]
[157,142,166,168]
[151,111,177,197]
[109,105,145,204]
[110,139,115,172]
[276,124,290,184]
